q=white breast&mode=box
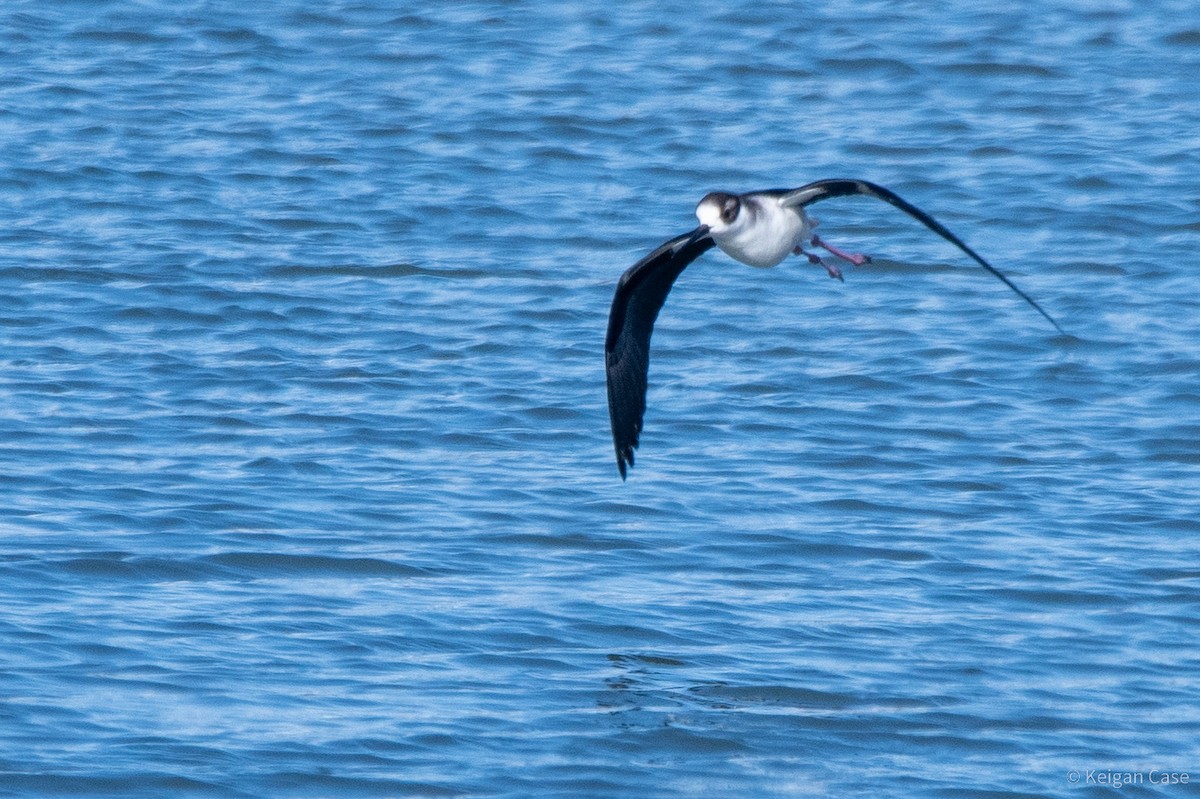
[714,197,811,268]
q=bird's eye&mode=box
[722,198,739,223]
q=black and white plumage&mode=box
[604,178,1062,480]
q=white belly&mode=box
[715,205,811,268]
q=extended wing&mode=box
[605,227,715,479]
[780,178,1063,333]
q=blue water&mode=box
[3,1,1199,796]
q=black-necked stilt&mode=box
[605,178,1062,479]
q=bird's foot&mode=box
[812,235,871,266]
[821,260,844,281]
[794,246,844,281]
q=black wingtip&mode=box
[614,445,630,480]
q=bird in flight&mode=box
[604,178,1062,480]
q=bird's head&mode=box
[695,192,741,235]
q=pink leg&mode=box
[793,246,844,281]
[812,234,871,266]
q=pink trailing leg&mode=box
[812,234,871,266]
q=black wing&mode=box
[605,227,715,479]
[781,179,1063,333]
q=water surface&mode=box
[2,2,1199,796]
